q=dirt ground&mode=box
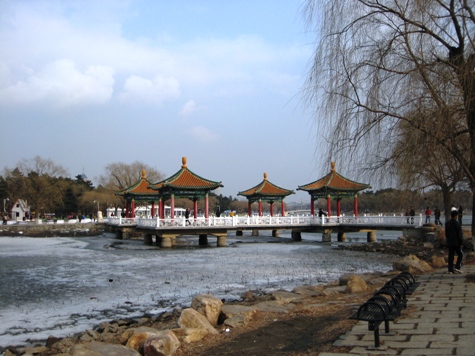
[175,259,475,356]
[175,292,373,356]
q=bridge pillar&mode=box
[272,229,279,237]
[367,230,377,242]
[236,230,243,236]
[252,230,259,236]
[199,234,208,246]
[322,230,332,242]
[115,230,123,240]
[213,233,227,247]
[144,234,153,245]
[159,234,175,248]
[121,228,132,240]
[291,230,302,241]
[337,232,346,242]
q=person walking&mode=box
[425,206,431,223]
[445,209,464,274]
[185,208,191,225]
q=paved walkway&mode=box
[322,265,475,355]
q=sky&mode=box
[0,0,323,202]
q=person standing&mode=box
[458,205,463,225]
[185,208,191,225]
[409,206,415,224]
[434,207,442,226]
[445,210,464,274]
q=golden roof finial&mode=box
[264,172,268,180]
[331,162,336,171]
[182,156,187,168]
[141,169,146,179]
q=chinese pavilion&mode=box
[238,173,294,216]
[149,157,223,219]
[116,169,157,218]
[297,162,370,217]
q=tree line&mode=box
[1,156,470,220]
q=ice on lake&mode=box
[0,232,398,347]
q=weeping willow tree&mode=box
[304,0,475,233]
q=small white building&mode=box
[11,199,31,221]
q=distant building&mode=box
[11,199,31,221]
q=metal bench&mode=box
[350,272,418,349]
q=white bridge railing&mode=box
[107,214,423,229]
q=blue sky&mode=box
[0,0,323,202]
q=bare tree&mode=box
[98,161,165,191]
[304,0,475,233]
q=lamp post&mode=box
[3,197,9,213]
[93,200,102,222]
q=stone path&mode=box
[321,265,475,355]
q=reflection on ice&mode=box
[0,232,397,347]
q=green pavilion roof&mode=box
[238,173,294,203]
[297,162,370,198]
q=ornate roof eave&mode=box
[297,162,370,195]
[116,170,157,199]
[238,173,295,200]
[149,157,223,193]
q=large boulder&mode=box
[345,275,368,293]
[191,293,223,326]
[71,341,140,356]
[220,304,257,327]
[431,255,446,268]
[121,326,162,351]
[143,330,180,356]
[171,327,209,343]
[178,308,219,335]
[393,254,433,274]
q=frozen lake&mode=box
[0,231,399,348]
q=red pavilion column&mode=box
[131,199,135,218]
[160,199,165,219]
[336,198,341,217]
[193,199,198,219]
[151,201,155,218]
[170,194,175,220]
[248,201,252,217]
[311,197,315,216]
[326,195,331,217]
[205,193,209,219]
[270,202,274,217]
[354,194,359,216]
[125,202,129,218]
[258,199,263,216]
[281,199,285,216]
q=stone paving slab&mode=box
[325,265,475,355]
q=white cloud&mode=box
[0,59,114,107]
[179,100,204,116]
[119,74,180,105]
[189,126,219,142]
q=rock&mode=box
[345,275,368,293]
[292,285,325,296]
[191,293,223,326]
[223,314,247,328]
[121,326,162,351]
[219,304,257,326]
[178,308,219,335]
[45,335,61,347]
[241,291,257,301]
[393,254,433,274]
[270,290,303,304]
[71,341,140,356]
[431,255,446,268]
[322,285,346,295]
[143,329,180,356]
[171,327,209,343]
[252,300,296,313]
[80,329,100,341]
